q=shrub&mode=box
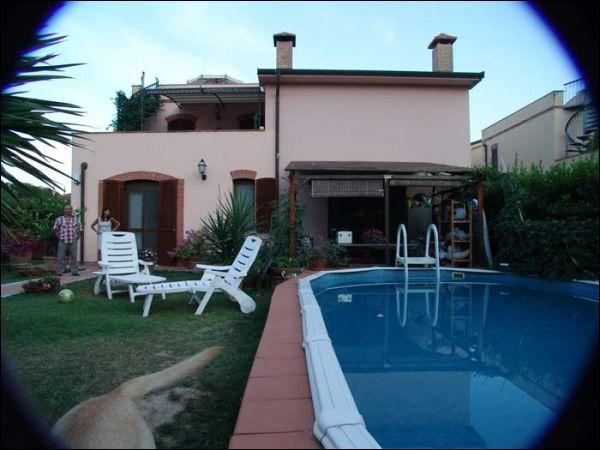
[202,194,255,263]
[138,248,158,260]
[464,155,599,279]
[1,230,39,255]
[170,229,205,260]
[22,275,61,293]
[360,227,386,244]
[267,190,307,262]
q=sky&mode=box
[9,1,582,192]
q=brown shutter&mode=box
[255,178,277,233]
[102,180,124,223]
[158,179,177,264]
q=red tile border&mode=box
[230,273,323,449]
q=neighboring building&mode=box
[472,79,598,170]
[72,32,484,263]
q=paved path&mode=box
[1,264,99,299]
[1,264,202,299]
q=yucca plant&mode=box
[1,34,85,232]
[202,193,255,263]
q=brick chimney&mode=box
[273,32,296,69]
[428,33,457,72]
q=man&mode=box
[54,205,82,276]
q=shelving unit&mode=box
[437,199,473,268]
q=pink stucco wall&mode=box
[144,100,263,132]
[71,130,273,261]
[263,82,472,238]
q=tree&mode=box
[110,89,160,132]
[1,34,84,232]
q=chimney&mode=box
[428,33,457,72]
[273,32,296,69]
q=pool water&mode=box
[314,276,598,448]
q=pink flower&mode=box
[43,283,51,290]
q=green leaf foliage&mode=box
[202,193,255,263]
[1,34,85,233]
[465,155,599,279]
[110,90,161,132]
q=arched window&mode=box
[166,114,197,131]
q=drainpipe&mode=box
[275,69,281,199]
[483,142,489,167]
[79,162,88,265]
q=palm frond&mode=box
[1,33,85,233]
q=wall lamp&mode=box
[198,159,207,180]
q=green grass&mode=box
[1,265,28,284]
[1,262,49,284]
[1,271,272,448]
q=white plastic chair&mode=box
[93,232,166,303]
[136,235,262,317]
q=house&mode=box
[471,79,598,170]
[71,32,484,264]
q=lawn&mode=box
[1,263,48,284]
[1,270,272,449]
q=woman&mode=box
[91,207,121,259]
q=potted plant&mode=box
[360,227,386,244]
[270,256,303,278]
[22,275,62,294]
[324,240,349,268]
[307,243,327,270]
[138,248,158,264]
[2,231,38,265]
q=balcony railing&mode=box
[563,78,588,106]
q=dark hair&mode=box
[101,207,112,221]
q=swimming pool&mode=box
[298,268,598,449]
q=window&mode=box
[491,144,499,169]
[125,181,159,249]
[234,179,255,229]
[167,118,196,131]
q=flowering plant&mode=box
[22,275,61,293]
[138,248,158,260]
[170,229,205,260]
[360,228,386,244]
[1,230,39,255]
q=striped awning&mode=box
[311,179,384,198]
[390,177,464,187]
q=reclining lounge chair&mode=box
[136,235,262,317]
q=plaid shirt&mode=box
[54,215,82,244]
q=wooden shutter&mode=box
[102,180,124,223]
[255,178,277,233]
[157,180,177,264]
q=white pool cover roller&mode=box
[298,276,381,449]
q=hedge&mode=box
[494,217,599,280]
[464,154,599,280]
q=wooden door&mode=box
[255,178,277,233]
[102,180,124,223]
[158,180,177,264]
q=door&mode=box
[124,181,159,252]
[158,180,177,265]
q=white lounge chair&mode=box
[93,232,166,303]
[136,235,262,318]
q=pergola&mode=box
[286,161,485,265]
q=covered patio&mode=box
[286,161,485,266]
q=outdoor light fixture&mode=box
[198,159,207,180]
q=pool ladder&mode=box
[395,223,440,279]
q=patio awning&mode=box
[311,179,384,198]
[389,176,464,187]
[145,84,264,104]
